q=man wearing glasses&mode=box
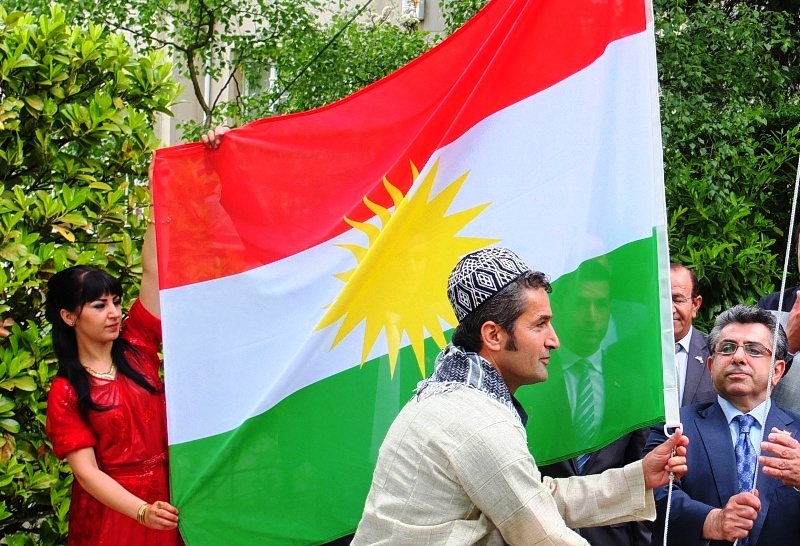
[646,305,800,545]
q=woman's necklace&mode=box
[83,362,117,380]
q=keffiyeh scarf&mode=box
[415,344,524,424]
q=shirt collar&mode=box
[718,395,771,429]
[562,348,603,373]
[676,326,694,353]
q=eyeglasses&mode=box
[714,340,772,358]
[672,295,696,305]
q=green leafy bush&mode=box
[0,5,179,543]
[656,0,800,328]
[223,6,436,130]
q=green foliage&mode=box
[220,6,435,130]
[0,5,179,542]
[656,0,800,329]
[8,0,438,140]
[439,0,488,34]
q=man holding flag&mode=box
[646,305,800,545]
[152,0,678,541]
[352,247,688,545]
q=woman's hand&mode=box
[67,448,179,531]
[201,126,230,149]
[142,500,180,530]
[0,317,13,338]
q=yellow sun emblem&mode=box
[315,158,498,377]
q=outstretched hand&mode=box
[784,294,800,353]
[642,428,689,489]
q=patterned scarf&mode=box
[415,344,524,424]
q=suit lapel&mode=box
[567,457,580,475]
[696,402,739,504]
[682,329,709,405]
[683,357,702,406]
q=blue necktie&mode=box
[574,359,595,473]
[734,414,756,546]
[573,359,595,437]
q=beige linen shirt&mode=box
[353,384,654,545]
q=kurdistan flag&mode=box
[151,0,674,543]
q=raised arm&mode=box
[139,127,230,317]
[138,161,160,318]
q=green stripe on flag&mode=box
[170,340,438,545]
[170,236,664,545]
[523,235,665,464]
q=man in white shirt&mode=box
[353,247,689,545]
[671,263,715,406]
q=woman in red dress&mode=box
[44,198,180,544]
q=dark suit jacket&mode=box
[539,429,650,546]
[535,335,656,546]
[524,336,659,461]
[682,328,715,406]
[758,286,799,312]
[757,288,800,413]
[645,400,800,545]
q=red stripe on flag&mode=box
[153,0,645,289]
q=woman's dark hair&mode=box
[45,266,159,418]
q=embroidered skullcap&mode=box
[447,247,531,322]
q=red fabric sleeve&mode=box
[45,377,97,459]
[123,299,163,377]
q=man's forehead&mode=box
[576,280,610,299]
[719,322,771,341]
[671,271,692,292]
[523,287,553,317]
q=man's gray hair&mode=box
[707,304,788,362]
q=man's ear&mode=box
[771,359,786,387]
[480,321,503,353]
[691,294,702,318]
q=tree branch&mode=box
[183,0,217,121]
